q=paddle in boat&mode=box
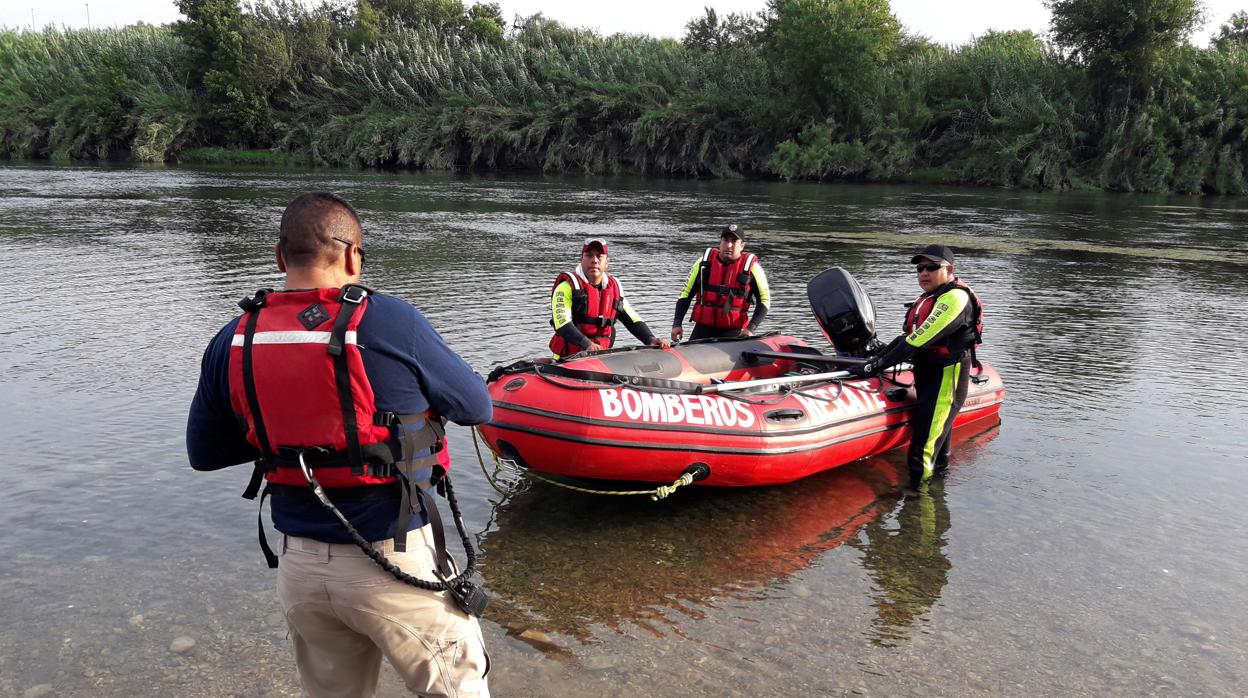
[479,268,1005,488]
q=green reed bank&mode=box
[3,0,1248,194]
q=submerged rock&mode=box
[515,629,562,654]
[170,636,196,654]
[582,654,618,671]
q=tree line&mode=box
[2,0,1247,194]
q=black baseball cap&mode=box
[721,223,745,241]
[910,244,954,266]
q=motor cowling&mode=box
[807,267,878,356]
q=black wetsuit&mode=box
[869,282,978,487]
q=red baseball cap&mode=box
[582,238,608,255]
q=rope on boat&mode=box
[471,427,697,500]
[471,426,516,497]
[530,362,823,404]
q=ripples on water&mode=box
[1,164,1246,697]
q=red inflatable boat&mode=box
[479,267,1005,487]
[479,334,1004,486]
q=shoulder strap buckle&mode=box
[340,284,368,305]
[238,288,272,312]
[373,411,398,426]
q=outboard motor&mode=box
[807,267,878,357]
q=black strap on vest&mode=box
[261,442,434,471]
[242,463,265,500]
[570,288,616,330]
[239,290,274,461]
[266,482,401,501]
[239,290,273,501]
[393,472,414,553]
[417,487,456,577]
[328,284,369,475]
[257,489,278,568]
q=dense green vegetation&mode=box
[2,0,1247,193]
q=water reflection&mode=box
[480,418,996,654]
[478,459,900,650]
[855,484,952,647]
[854,420,998,647]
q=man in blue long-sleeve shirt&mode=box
[187,192,492,697]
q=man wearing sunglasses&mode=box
[187,192,492,697]
[548,237,670,358]
[671,223,771,343]
[857,244,984,493]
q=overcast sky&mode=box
[3,0,1244,47]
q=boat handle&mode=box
[764,408,806,422]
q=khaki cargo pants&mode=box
[277,526,490,698]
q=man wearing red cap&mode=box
[671,223,770,343]
[548,238,670,358]
[858,244,984,493]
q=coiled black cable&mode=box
[299,455,475,592]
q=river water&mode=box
[1,164,1245,697]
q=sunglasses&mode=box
[333,235,366,263]
[915,262,943,272]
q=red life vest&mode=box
[228,285,446,492]
[691,248,757,329]
[548,270,622,357]
[903,278,984,362]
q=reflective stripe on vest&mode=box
[230,331,358,346]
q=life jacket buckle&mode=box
[373,411,398,427]
[238,288,271,312]
[340,285,368,305]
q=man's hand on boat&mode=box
[650,337,672,350]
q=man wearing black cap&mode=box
[671,223,771,343]
[548,237,669,358]
[859,244,983,492]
